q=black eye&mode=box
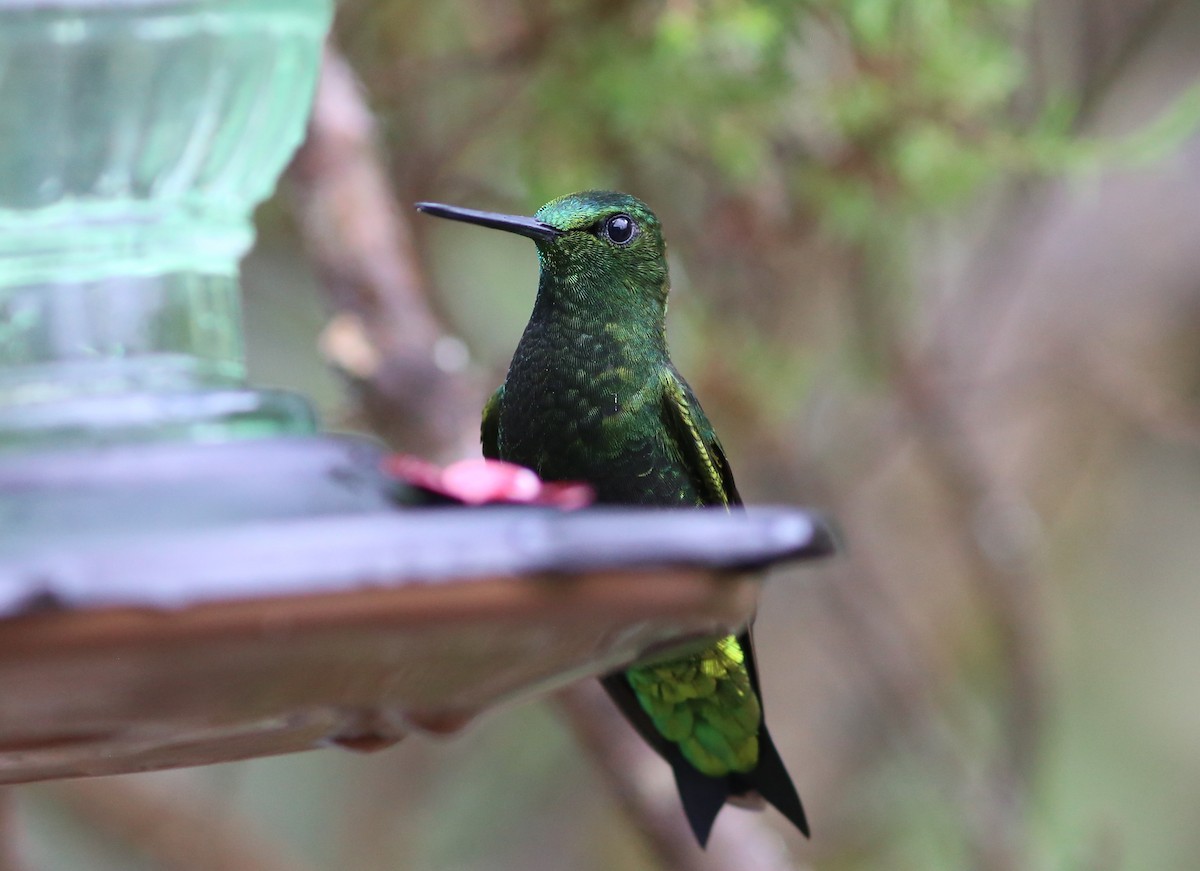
[603,214,636,245]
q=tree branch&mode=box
[287,44,485,459]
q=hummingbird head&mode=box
[416,191,669,319]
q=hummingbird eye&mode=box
[602,214,636,245]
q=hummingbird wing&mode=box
[658,366,743,508]
[481,386,503,459]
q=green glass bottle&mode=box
[0,0,333,450]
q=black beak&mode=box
[415,202,562,243]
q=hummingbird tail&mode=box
[670,724,809,846]
[736,723,810,838]
[600,672,809,847]
[671,761,728,847]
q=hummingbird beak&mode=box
[415,202,563,243]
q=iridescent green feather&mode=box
[627,636,761,776]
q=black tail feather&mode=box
[672,762,729,847]
[741,724,810,837]
[734,629,810,837]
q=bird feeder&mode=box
[0,0,835,785]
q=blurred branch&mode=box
[1076,0,1185,124]
[43,779,315,871]
[1076,341,1200,448]
[839,238,1048,871]
[894,0,1191,813]
[701,343,1042,866]
[287,44,484,460]
[928,0,1186,363]
[847,9,1195,861]
[887,349,1046,871]
[555,683,809,871]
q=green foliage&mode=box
[351,0,1199,255]
[510,0,1052,238]
[347,0,1200,245]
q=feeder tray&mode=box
[0,435,835,784]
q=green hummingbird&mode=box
[416,191,808,847]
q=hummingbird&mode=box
[416,191,808,847]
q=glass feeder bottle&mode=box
[0,0,334,451]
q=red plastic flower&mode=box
[384,456,593,508]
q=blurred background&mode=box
[7,0,1200,868]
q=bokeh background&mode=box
[8,1,1200,869]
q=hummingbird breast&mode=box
[496,314,703,507]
